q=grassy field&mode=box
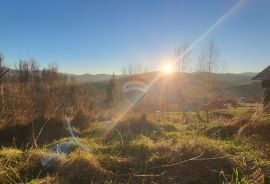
[0,109,270,184]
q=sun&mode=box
[162,64,173,74]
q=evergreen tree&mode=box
[106,73,116,108]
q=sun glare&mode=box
[162,64,173,74]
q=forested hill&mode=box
[68,71,257,85]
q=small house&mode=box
[253,65,270,112]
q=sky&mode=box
[0,0,269,74]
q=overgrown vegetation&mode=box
[0,56,269,183]
[0,110,269,184]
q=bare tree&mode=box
[18,60,31,86]
[198,40,220,124]
[175,43,191,122]
[0,54,4,69]
[0,54,5,112]
[41,63,59,83]
[176,43,190,73]
[122,66,127,75]
[29,58,41,91]
[123,63,144,75]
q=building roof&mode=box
[252,65,270,80]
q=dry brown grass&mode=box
[98,137,245,183]
[0,148,111,184]
[239,121,270,142]
[0,111,269,183]
[0,116,69,147]
[58,151,112,184]
[205,117,249,139]
[107,114,157,140]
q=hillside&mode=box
[86,72,262,101]
[1,110,270,183]
[6,67,258,87]
[70,72,257,86]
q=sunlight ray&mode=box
[102,0,248,138]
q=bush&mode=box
[73,110,91,130]
[108,114,157,141]
[205,118,249,139]
[238,121,270,142]
[59,151,111,184]
[0,116,69,146]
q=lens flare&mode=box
[102,0,248,138]
[163,64,173,73]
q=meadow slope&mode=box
[0,109,270,184]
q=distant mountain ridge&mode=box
[237,72,257,77]
[69,72,257,85]
[5,67,258,87]
[73,73,122,82]
[73,72,262,99]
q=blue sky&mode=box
[0,0,269,74]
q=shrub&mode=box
[205,118,249,139]
[73,110,91,130]
[0,116,69,147]
[238,121,270,142]
[59,151,111,184]
[108,114,157,141]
